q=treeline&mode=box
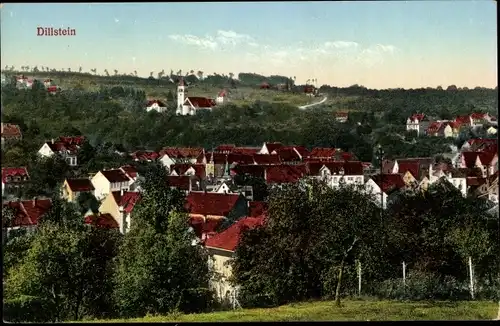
[3,170,498,322]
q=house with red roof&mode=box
[227,153,255,166]
[264,164,307,184]
[306,161,364,187]
[159,147,204,168]
[335,112,349,123]
[62,178,95,202]
[2,198,52,236]
[216,89,227,104]
[170,163,207,179]
[364,174,406,209]
[84,212,119,229]
[145,99,168,113]
[214,144,236,154]
[1,123,22,145]
[204,215,265,302]
[99,190,141,233]
[253,154,281,165]
[406,113,430,136]
[308,148,337,160]
[258,142,283,155]
[470,112,496,127]
[167,175,202,193]
[272,146,307,163]
[185,191,249,241]
[47,85,61,94]
[459,151,498,177]
[130,150,160,162]
[91,166,139,200]
[37,136,85,166]
[460,138,498,152]
[2,167,29,196]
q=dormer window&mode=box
[5,176,11,182]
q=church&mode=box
[176,78,217,115]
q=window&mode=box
[356,177,362,183]
[333,177,338,183]
[347,177,353,181]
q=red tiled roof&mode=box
[131,150,159,162]
[336,112,349,117]
[217,90,227,97]
[461,152,479,169]
[1,123,22,138]
[59,136,85,145]
[227,153,255,165]
[3,199,52,228]
[253,154,281,165]
[397,161,421,179]
[186,192,242,216]
[167,175,193,191]
[120,192,141,213]
[293,146,310,158]
[409,113,425,122]
[101,169,131,183]
[478,151,497,166]
[454,115,472,126]
[263,142,283,154]
[215,144,236,152]
[205,216,265,252]
[120,165,138,179]
[248,201,268,217]
[47,86,58,92]
[160,147,204,159]
[170,164,206,178]
[265,164,306,184]
[309,148,337,159]
[232,147,260,155]
[427,122,442,133]
[187,97,216,108]
[189,216,223,239]
[84,213,119,229]
[371,174,406,193]
[307,161,363,176]
[275,147,302,162]
[2,167,29,183]
[147,99,166,107]
[66,178,94,192]
[470,112,487,120]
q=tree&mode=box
[112,164,211,317]
[4,199,121,322]
[79,67,82,73]
[104,69,109,76]
[232,180,381,307]
[114,69,118,76]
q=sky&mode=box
[0,2,497,89]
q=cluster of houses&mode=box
[1,122,23,146]
[2,135,499,304]
[15,75,61,94]
[406,112,497,137]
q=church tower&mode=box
[176,77,187,115]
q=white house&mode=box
[159,147,203,169]
[91,168,135,200]
[145,100,168,113]
[214,181,231,194]
[38,138,82,166]
[487,126,497,135]
[216,90,227,104]
[204,216,264,305]
[323,162,364,188]
[406,113,430,136]
[363,174,406,209]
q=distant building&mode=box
[176,78,217,115]
[145,99,168,113]
[216,90,227,104]
[406,113,430,136]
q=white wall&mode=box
[91,172,111,200]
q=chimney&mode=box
[189,177,192,192]
[51,138,54,144]
[120,188,124,197]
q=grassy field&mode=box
[26,72,313,106]
[83,300,498,322]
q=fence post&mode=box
[357,260,361,296]
[402,261,406,287]
[468,256,475,300]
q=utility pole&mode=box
[375,144,385,224]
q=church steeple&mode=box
[176,77,187,115]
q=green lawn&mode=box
[84,300,498,322]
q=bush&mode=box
[3,295,57,322]
[373,271,470,301]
